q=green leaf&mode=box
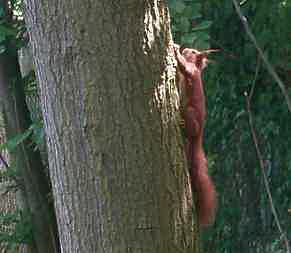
[175,1,186,13]
[0,45,6,54]
[189,3,202,12]
[0,33,5,43]
[0,128,33,152]
[168,0,177,12]
[179,17,191,32]
[168,0,186,14]
[0,7,4,18]
[181,32,197,45]
[194,31,210,40]
[192,20,213,31]
[183,5,201,18]
[29,121,45,148]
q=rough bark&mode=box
[0,126,17,253]
[24,1,199,252]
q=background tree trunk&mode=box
[0,50,59,253]
[0,2,59,252]
[24,1,198,252]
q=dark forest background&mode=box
[170,0,291,252]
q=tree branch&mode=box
[0,153,9,169]
[245,60,290,253]
[232,0,291,114]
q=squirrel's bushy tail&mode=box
[189,147,217,227]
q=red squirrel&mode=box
[174,44,217,227]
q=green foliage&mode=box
[171,0,291,252]
[0,210,33,252]
[0,21,17,41]
[0,121,44,153]
[168,0,212,49]
[23,71,37,95]
[0,163,18,182]
[0,1,26,54]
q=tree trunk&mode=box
[24,1,199,252]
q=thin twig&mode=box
[245,60,290,253]
[232,0,291,114]
[0,153,9,169]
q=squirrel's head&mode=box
[181,48,219,71]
